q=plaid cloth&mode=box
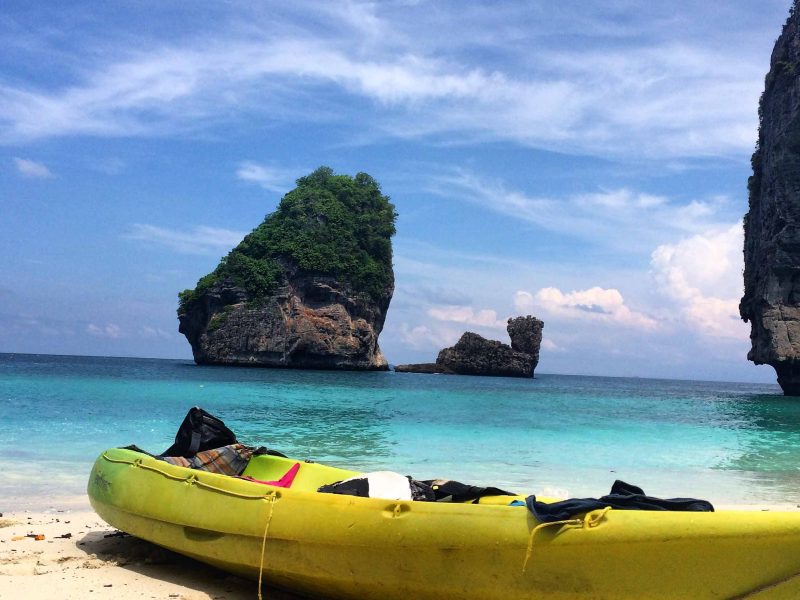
[159,443,254,476]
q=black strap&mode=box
[253,446,288,458]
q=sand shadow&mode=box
[77,529,312,599]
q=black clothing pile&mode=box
[124,407,285,477]
[318,475,515,503]
[525,480,714,522]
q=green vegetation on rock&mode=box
[206,304,237,332]
[178,166,397,314]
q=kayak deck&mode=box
[241,452,531,504]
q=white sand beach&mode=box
[0,502,303,600]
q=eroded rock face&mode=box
[395,315,543,378]
[179,262,392,370]
[741,3,800,395]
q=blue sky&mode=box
[0,0,792,382]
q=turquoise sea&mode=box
[2,353,800,509]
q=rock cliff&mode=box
[395,315,543,378]
[178,167,396,370]
[741,2,800,394]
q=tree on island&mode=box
[179,166,397,314]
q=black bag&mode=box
[160,407,238,458]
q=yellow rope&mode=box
[522,507,611,574]
[257,493,277,600]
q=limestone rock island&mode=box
[178,167,396,370]
[741,3,800,395]
[396,316,543,378]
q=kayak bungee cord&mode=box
[101,452,279,499]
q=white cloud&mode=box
[427,305,506,329]
[515,286,657,330]
[650,224,747,339]
[13,157,52,178]
[87,323,122,338]
[430,169,734,250]
[399,323,461,351]
[0,3,771,158]
[541,338,566,353]
[236,161,297,193]
[124,223,246,255]
[141,326,172,339]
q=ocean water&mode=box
[2,353,800,509]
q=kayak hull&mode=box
[89,448,800,599]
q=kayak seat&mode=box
[242,454,361,493]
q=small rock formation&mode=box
[437,331,536,378]
[395,316,543,378]
[741,2,800,395]
[178,167,395,370]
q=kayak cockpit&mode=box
[242,453,358,492]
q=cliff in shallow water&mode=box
[741,2,800,395]
[178,167,396,370]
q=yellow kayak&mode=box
[89,447,800,599]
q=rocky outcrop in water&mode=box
[437,331,536,377]
[178,167,395,370]
[741,3,800,395]
[395,315,543,378]
[178,264,391,369]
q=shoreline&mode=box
[3,498,799,599]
